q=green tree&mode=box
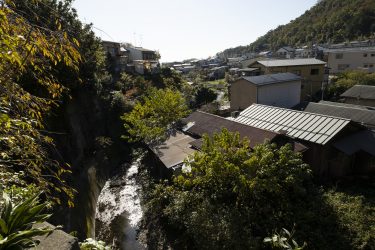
[0,0,81,205]
[145,129,312,249]
[193,86,217,107]
[326,70,375,99]
[121,88,189,145]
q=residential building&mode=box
[276,46,295,58]
[323,46,375,74]
[233,104,373,178]
[102,41,130,73]
[304,101,375,129]
[230,73,301,110]
[249,58,326,100]
[341,85,375,107]
[126,46,160,75]
[150,111,306,173]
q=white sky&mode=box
[72,0,317,62]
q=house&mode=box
[102,41,130,73]
[304,101,375,129]
[102,40,121,57]
[149,111,306,173]
[230,73,301,110]
[321,46,375,74]
[126,46,160,75]
[249,58,326,100]
[276,46,295,58]
[341,85,375,107]
[233,104,372,178]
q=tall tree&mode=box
[0,0,81,205]
[121,87,189,145]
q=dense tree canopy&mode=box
[145,129,313,249]
[326,70,375,99]
[0,0,82,205]
[219,0,375,57]
[121,87,189,145]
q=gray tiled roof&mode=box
[256,58,326,67]
[151,131,196,169]
[334,130,375,156]
[242,73,301,86]
[341,85,375,100]
[304,101,375,128]
[234,104,351,145]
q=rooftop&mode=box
[150,131,196,169]
[304,101,375,128]
[233,104,351,145]
[183,111,279,148]
[241,73,301,86]
[255,58,326,67]
[341,85,375,100]
[334,130,375,156]
[278,46,295,52]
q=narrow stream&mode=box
[95,157,145,249]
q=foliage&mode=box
[325,70,375,99]
[323,186,375,249]
[219,0,375,56]
[0,0,81,205]
[264,228,306,250]
[79,238,110,250]
[0,192,53,250]
[144,129,313,249]
[121,88,189,145]
[193,86,217,107]
[0,171,39,207]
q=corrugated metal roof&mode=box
[234,104,351,145]
[334,130,375,156]
[242,73,301,86]
[304,101,375,128]
[256,58,326,67]
[341,85,375,100]
[151,131,196,169]
[183,111,280,148]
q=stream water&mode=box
[95,157,145,249]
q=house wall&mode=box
[230,79,257,110]
[327,50,375,74]
[102,41,120,57]
[127,47,143,61]
[257,80,301,108]
[343,97,375,107]
[252,63,324,101]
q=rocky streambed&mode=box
[95,156,146,249]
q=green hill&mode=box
[219,0,375,57]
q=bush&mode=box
[0,192,53,249]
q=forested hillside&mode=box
[219,0,375,57]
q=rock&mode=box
[30,222,80,250]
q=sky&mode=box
[72,0,317,62]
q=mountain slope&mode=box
[219,0,375,57]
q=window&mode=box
[293,70,301,76]
[338,64,350,71]
[364,64,369,68]
[370,64,374,68]
[371,54,375,57]
[310,68,319,75]
[335,53,343,59]
[363,53,368,57]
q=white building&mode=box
[126,46,160,75]
[324,46,375,74]
[230,73,301,110]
